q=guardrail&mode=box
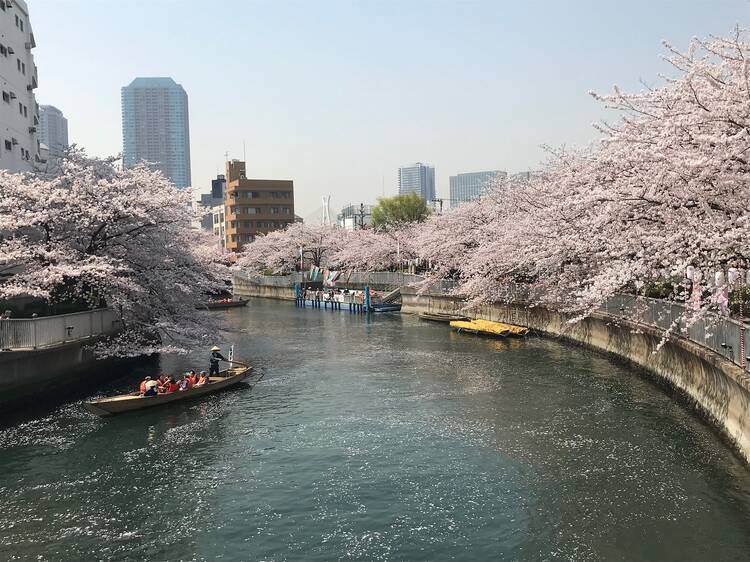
[0,308,118,351]
[236,271,426,289]
[598,294,749,374]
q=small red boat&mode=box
[196,298,249,310]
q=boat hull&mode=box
[196,299,249,310]
[84,364,254,416]
[418,312,469,323]
[450,319,529,337]
[371,303,401,312]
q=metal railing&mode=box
[0,308,118,351]
[598,294,749,373]
[235,271,425,289]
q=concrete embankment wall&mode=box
[401,287,750,465]
[233,275,295,300]
[0,339,111,405]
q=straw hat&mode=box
[211,345,220,352]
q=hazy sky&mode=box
[31,0,748,216]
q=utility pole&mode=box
[358,203,366,230]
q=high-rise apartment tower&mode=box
[121,77,191,188]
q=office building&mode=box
[510,171,534,183]
[449,170,507,206]
[223,160,295,252]
[121,77,191,188]
[39,104,68,158]
[398,163,435,201]
[337,204,373,231]
[0,0,41,172]
[198,174,226,230]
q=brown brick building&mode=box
[223,160,295,252]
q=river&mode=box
[1,299,750,561]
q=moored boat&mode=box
[196,298,249,310]
[371,303,402,312]
[450,319,529,337]
[84,362,255,417]
[418,312,470,323]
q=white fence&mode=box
[0,308,118,351]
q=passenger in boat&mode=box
[187,370,197,386]
[164,376,179,394]
[209,346,227,376]
[195,371,209,387]
[178,375,190,392]
[143,379,159,397]
[139,376,151,395]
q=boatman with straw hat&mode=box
[209,345,227,376]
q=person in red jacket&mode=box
[164,376,179,394]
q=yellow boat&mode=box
[449,319,529,337]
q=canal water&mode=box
[2,299,750,561]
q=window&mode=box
[20,20,23,32]
[23,105,27,118]
[18,102,22,115]
[14,14,18,27]
[21,62,25,75]
[0,45,6,56]
[2,92,9,103]
[16,58,20,71]
[4,140,10,151]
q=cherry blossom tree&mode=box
[330,227,413,271]
[0,149,232,356]
[237,223,347,273]
[410,29,750,325]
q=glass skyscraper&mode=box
[121,77,191,188]
[398,163,435,201]
[449,170,506,206]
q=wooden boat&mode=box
[418,311,470,323]
[450,319,529,337]
[371,303,401,312]
[83,362,255,417]
[196,298,249,310]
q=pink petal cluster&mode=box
[0,148,233,356]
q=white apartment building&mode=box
[211,204,226,248]
[0,0,40,172]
